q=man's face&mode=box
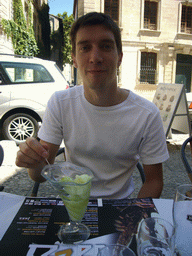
[72,25,123,90]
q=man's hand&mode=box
[16,137,49,169]
[16,137,59,182]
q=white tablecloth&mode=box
[0,192,25,240]
[0,192,173,241]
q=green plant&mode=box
[37,3,51,59]
[57,12,74,65]
[2,0,39,56]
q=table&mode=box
[0,193,174,255]
[0,192,25,240]
[0,192,173,240]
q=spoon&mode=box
[45,158,50,166]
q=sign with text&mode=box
[153,83,191,137]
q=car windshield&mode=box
[1,62,54,83]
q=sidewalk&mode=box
[0,140,18,183]
[0,133,191,199]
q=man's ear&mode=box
[72,53,78,68]
[118,52,123,67]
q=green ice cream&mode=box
[59,174,92,222]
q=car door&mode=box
[0,66,11,117]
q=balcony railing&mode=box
[140,68,156,84]
[144,18,157,30]
[181,22,192,34]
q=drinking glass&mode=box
[173,184,192,256]
[97,244,136,256]
[137,217,175,256]
[42,162,93,244]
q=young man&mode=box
[16,12,169,199]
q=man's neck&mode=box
[84,86,129,107]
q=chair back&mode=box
[0,145,4,191]
[137,162,145,183]
[181,136,192,183]
[0,144,4,166]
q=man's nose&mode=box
[89,47,103,63]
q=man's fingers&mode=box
[25,138,49,159]
[16,148,39,164]
[16,138,49,168]
[19,142,42,163]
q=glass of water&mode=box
[173,184,192,256]
[137,217,175,256]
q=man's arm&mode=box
[16,137,60,183]
[137,163,163,198]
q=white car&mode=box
[0,54,69,144]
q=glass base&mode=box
[57,222,91,244]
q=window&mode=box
[104,0,119,24]
[181,5,192,34]
[140,52,157,84]
[1,63,54,83]
[144,1,158,30]
[0,74,5,85]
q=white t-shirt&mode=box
[38,86,169,199]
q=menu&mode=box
[0,197,158,256]
[153,83,185,136]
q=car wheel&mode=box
[2,113,39,144]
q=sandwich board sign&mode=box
[153,83,191,137]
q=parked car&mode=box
[0,53,68,144]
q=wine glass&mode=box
[173,184,192,256]
[97,244,136,256]
[42,162,93,244]
[137,217,175,256]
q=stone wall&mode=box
[74,0,192,101]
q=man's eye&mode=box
[80,46,90,52]
[101,44,113,51]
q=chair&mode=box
[0,144,4,191]
[181,136,192,183]
[137,162,145,183]
[31,147,145,197]
[0,144,4,166]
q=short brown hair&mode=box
[70,12,122,55]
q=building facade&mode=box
[0,0,48,55]
[0,0,14,53]
[73,0,192,101]
[50,14,64,70]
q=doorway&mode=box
[175,54,192,92]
